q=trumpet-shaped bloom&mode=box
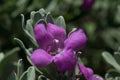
[30,23,87,71]
[78,63,102,80]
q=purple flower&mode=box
[30,23,87,71]
[82,0,95,10]
[78,63,102,80]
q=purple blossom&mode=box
[82,0,95,10]
[30,23,87,71]
[78,63,102,80]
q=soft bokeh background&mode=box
[0,0,120,80]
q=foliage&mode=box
[0,0,120,80]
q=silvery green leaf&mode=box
[45,12,54,24]
[30,11,43,25]
[17,59,23,79]
[35,19,46,26]
[39,8,46,18]
[19,71,27,80]
[38,75,49,80]
[26,19,34,37]
[30,11,36,24]
[0,53,4,63]
[33,11,42,25]
[14,38,26,50]
[105,69,120,80]
[56,16,66,29]
[114,52,120,65]
[27,66,35,80]
[68,28,77,36]
[21,14,25,30]
[24,30,38,47]
[102,52,120,72]
[0,47,20,79]
[14,38,31,56]
[21,14,38,47]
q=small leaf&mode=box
[56,16,66,29]
[14,38,31,56]
[0,53,4,62]
[14,38,26,50]
[39,8,46,17]
[102,52,120,72]
[27,66,35,80]
[17,59,23,79]
[38,75,49,80]
[26,19,34,37]
[45,12,54,24]
[21,14,25,30]
[33,11,42,25]
[19,71,27,80]
[114,52,120,65]
[0,47,20,79]
[105,69,120,80]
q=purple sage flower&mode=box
[78,63,102,80]
[30,23,87,71]
[82,0,95,10]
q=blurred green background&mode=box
[0,0,120,80]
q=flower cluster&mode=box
[30,23,101,80]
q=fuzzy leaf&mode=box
[14,38,31,56]
[17,59,23,78]
[56,16,66,29]
[45,12,54,24]
[19,71,27,80]
[0,47,20,79]
[0,53,4,62]
[27,66,35,80]
[39,8,46,17]
[114,52,120,65]
[102,52,120,72]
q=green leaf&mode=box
[17,59,23,79]
[0,53,4,62]
[30,11,44,25]
[102,52,120,72]
[0,47,20,79]
[21,14,38,48]
[38,75,49,80]
[45,12,54,24]
[56,16,66,29]
[39,8,46,18]
[26,19,34,37]
[114,52,120,65]
[27,66,35,80]
[105,69,120,80]
[19,71,27,80]
[14,38,31,56]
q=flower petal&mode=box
[30,49,53,67]
[65,29,87,51]
[34,23,54,50]
[78,63,94,79]
[47,23,66,48]
[53,49,77,72]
